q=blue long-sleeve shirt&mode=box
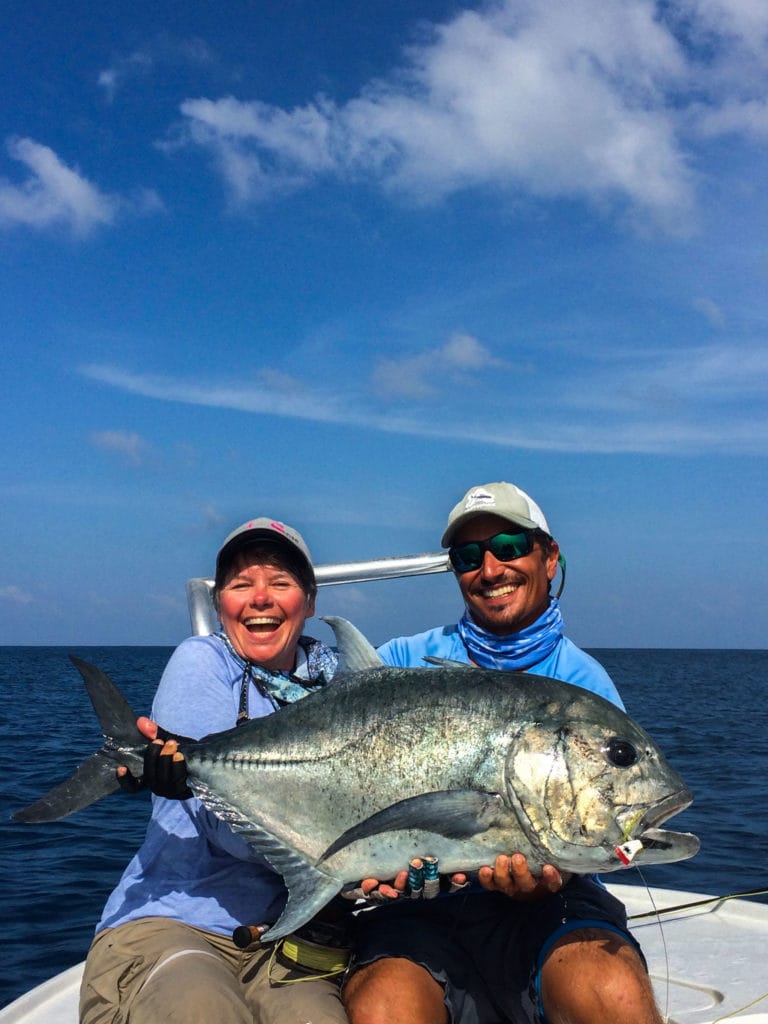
[95,633,336,936]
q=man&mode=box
[343,482,661,1024]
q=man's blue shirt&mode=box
[377,623,624,709]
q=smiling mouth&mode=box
[479,582,521,599]
[243,617,282,632]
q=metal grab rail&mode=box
[187,551,451,636]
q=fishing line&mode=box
[634,868,671,1023]
[266,937,348,985]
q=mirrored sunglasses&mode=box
[448,530,534,574]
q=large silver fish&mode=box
[14,617,698,940]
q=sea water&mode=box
[1,646,767,1008]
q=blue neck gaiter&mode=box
[457,598,564,671]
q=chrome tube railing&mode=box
[187,551,451,636]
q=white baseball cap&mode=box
[441,482,551,547]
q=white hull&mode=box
[2,886,766,1024]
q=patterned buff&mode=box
[457,598,564,671]
[217,632,338,719]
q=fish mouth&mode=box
[633,786,694,832]
[636,826,698,853]
[616,787,700,864]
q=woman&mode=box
[79,517,345,1024]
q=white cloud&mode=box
[665,343,768,396]
[0,585,34,605]
[0,138,163,234]
[691,99,768,139]
[168,0,768,228]
[171,0,719,227]
[98,37,214,101]
[199,503,226,530]
[82,364,350,424]
[678,0,768,51]
[372,333,508,398]
[89,430,150,466]
[79,334,768,456]
[98,52,154,101]
[692,296,726,328]
[0,138,117,235]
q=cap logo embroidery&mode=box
[464,487,496,512]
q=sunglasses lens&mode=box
[449,531,532,572]
[449,543,483,573]
[489,532,531,561]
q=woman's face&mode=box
[217,550,314,672]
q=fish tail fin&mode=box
[13,751,125,822]
[69,655,143,741]
[12,656,145,823]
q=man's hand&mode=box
[117,717,193,800]
[342,858,471,903]
[341,871,408,902]
[477,853,568,899]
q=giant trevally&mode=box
[14,617,698,941]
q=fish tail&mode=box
[12,656,145,823]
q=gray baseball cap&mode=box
[215,517,314,588]
[441,482,551,547]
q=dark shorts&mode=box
[349,876,641,1024]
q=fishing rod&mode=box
[628,886,768,920]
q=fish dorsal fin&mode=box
[321,616,384,672]
[190,782,342,941]
[423,656,473,669]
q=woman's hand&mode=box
[117,717,193,799]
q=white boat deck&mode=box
[2,886,766,1024]
[618,885,768,1024]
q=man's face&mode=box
[452,513,560,636]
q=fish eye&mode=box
[603,737,638,768]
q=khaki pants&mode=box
[80,918,348,1024]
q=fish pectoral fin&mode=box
[319,790,504,863]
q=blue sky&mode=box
[1,0,766,649]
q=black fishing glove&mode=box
[118,725,194,800]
